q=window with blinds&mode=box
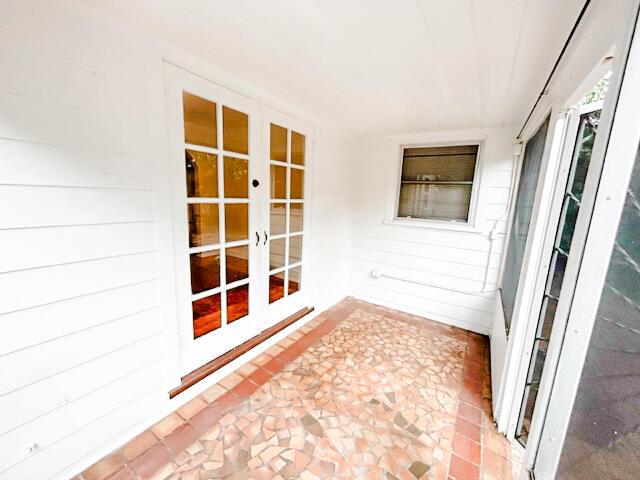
[396,144,479,222]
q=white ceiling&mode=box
[86,0,585,137]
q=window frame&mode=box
[387,139,485,232]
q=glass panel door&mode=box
[515,108,602,446]
[165,64,261,374]
[262,111,310,327]
[502,117,551,333]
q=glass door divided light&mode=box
[165,63,311,375]
[268,123,306,305]
[184,92,252,339]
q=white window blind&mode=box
[397,145,478,222]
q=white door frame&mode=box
[494,106,567,433]
[533,8,640,478]
[163,62,263,374]
[509,100,602,458]
[493,4,639,444]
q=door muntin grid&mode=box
[269,123,305,304]
[182,91,251,339]
[515,109,601,446]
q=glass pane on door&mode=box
[268,123,305,304]
[182,91,252,339]
[502,117,550,333]
[515,109,601,446]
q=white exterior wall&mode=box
[0,2,354,478]
[347,127,516,334]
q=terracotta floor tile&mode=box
[247,367,272,386]
[129,443,171,479]
[119,430,158,461]
[455,417,481,443]
[457,402,482,426]
[188,405,223,434]
[449,453,480,480]
[483,429,510,458]
[218,371,244,390]
[452,433,481,465]
[229,378,259,398]
[106,466,137,480]
[162,423,200,455]
[82,453,124,480]
[483,448,512,480]
[177,396,208,420]
[200,383,227,404]
[79,299,509,480]
[150,413,183,439]
[235,361,258,378]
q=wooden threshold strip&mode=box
[169,306,314,398]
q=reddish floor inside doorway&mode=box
[78,298,513,480]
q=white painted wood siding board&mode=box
[0,186,154,229]
[487,186,512,205]
[349,248,492,283]
[0,252,158,314]
[0,139,150,189]
[0,335,163,434]
[349,257,499,289]
[351,284,492,332]
[487,170,514,187]
[0,361,163,473]
[0,308,161,395]
[352,223,501,253]
[0,281,159,356]
[350,271,495,315]
[0,92,144,157]
[484,203,511,221]
[351,236,503,269]
[0,385,165,480]
[353,229,506,256]
[1,223,156,273]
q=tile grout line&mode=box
[88,303,358,480]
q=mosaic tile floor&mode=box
[78,298,513,480]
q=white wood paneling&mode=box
[348,127,516,334]
[0,139,150,188]
[0,3,172,479]
[0,335,164,434]
[0,361,165,473]
[1,386,166,480]
[0,2,357,478]
[0,252,159,314]
[0,281,159,355]
[0,186,154,229]
[1,308,162,395]
[1,222,157,273]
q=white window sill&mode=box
[382,218,483,234]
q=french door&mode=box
[260,107,311,328]
[514,103,602,448]
[164,64,311,375]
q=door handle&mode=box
[255,231,260,246]
[263,230,268,245]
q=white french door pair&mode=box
[164,63,311,374]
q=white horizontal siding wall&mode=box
[0,2,173,479]
[0,2,355,478]
[348,127,516,334]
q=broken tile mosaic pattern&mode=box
[77,298,511,480]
